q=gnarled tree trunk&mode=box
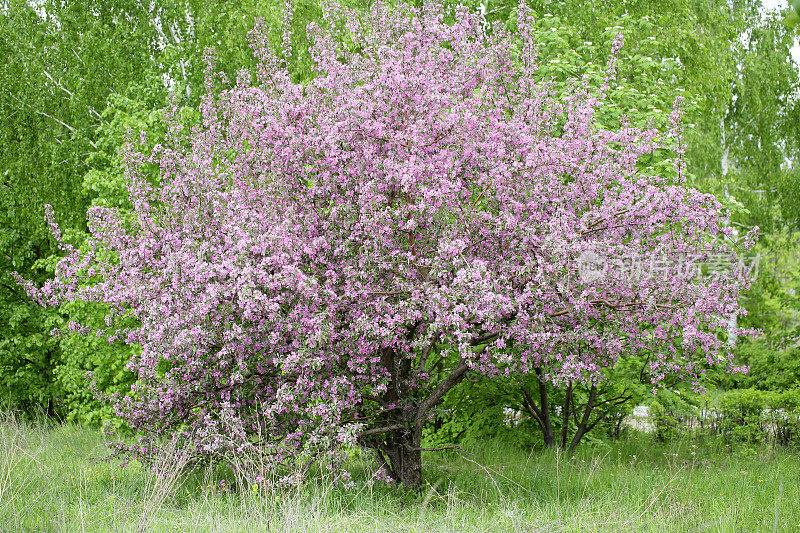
[360,350,471,490]
[374,428,424,489]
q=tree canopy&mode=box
[24,1,759,488]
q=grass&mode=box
[0,412,797,532]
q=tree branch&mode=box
[417,332,441,372]
[357,424,404,437]
[414,361,470,428]
[520,384,545,427]
[582,208,630,234]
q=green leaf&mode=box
[786,0,800,28]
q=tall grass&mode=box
[0,411,797,532]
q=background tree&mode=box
[0,0,317,420]
[0,0,167,416]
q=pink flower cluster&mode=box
[24,1,757,482]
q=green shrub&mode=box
[649,390,698,443]
[717,388,766,445]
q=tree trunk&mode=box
[536,369,556,447]
[384,430,422,490]
[376,428,423,490]
[521,367,556,447]
[366,360,470,490]
[520,374,631,454]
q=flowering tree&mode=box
[23,1,757,489]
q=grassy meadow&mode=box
[0,412,797,532]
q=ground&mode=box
[1,414,797,532]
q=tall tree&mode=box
[28,1,756,490]
[0,0,165,414]
[0,0,307,417]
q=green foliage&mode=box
[651,388,800,448]
[423,376,540,451]
[753,233,800,341]
[56,300,137,427]
[727,342,800,390]
[724,8,800,233]
[426,361,646,452]
[785,0,800,29]
[0,0,176,416]
[83,88,170,210]
[501,11,683,132]
[0,0,316,420]
[715,388,768,445]
[648,389,699,443]
[0,293,62,416]
[502,0,741,186]
[726,229,800,396]
[704,388,800,447]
